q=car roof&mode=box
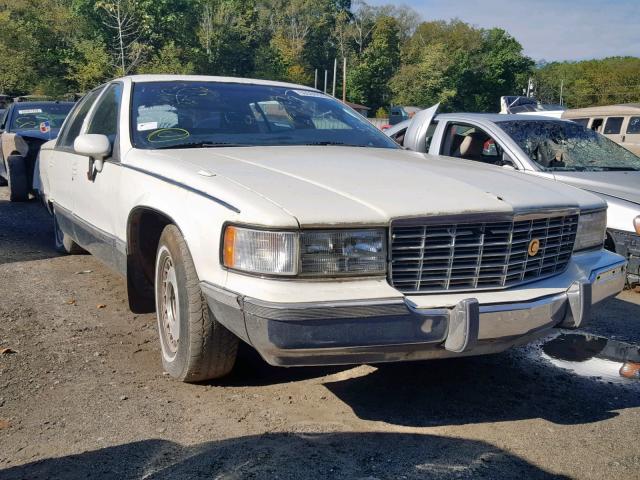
[119,74,317,92]
[11,101,75,108]
[435,113,569,123]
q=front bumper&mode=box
[609,229,640,286]
[201,252,627,367]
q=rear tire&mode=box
[155,224,238,382]
[7,155,28,202]
[53,209,84,254]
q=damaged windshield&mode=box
[130,81,398,150]
[497,119,640,171]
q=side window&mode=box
[441,123,502,165]
[424,121,438,151]
[57,88,103,149]
[604,117,623,134]
[87,83,123,142]
[626,116,640,134]
[590,118,604,133]
[571,118,589,127]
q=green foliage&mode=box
[374,106,387,118]
[64,39,113,91]
[138,42,194,74]
[534,57,640,108]
[392,20,534,112]
[347,16,400,111]
[1,0,637,114]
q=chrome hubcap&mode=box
[160,253,180,357]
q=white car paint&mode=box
[36,75,626,370]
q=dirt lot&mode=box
[0,186,639,479]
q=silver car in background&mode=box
[387,106,640,286]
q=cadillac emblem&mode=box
[528,238,540,257]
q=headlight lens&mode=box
[574,210,607,251]
[223,226,298,275]
[634,215,640,235]
[222,226,387,276]
[299,229,386,276]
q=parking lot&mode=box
[0,185,639,479]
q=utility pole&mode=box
[559,79,564,106]
[324,70,328,94]
[332,58,337,97]
[342,57,347,103]
[314,69,318,90]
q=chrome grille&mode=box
[389,212,579,293]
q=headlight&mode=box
[634,215,640,235]
[574,210,607,251]
[299,229,386,276]
[223,226,298,275]
[222,226,387,276]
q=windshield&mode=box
[130,81,398,150]
[10,103,73,132]
[498,119,640,172]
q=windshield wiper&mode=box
[598,167,639,172]
[302,141,367,147]
[155,141,250,149]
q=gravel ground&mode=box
[0,186,639,479]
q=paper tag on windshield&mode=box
[292,89,326,98]
[137,121,158,131]
[18,109,42,114]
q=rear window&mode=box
[603,117,623,134]
[10,103,73,132]
[627,116,640,134]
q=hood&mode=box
[553,171,640,206]
[130,146,604,227]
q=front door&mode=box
[47,88,104,216]
[72,82,125,272]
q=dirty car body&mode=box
[388,109,640,287]
[0,101,74,201]
[37,76,625,381]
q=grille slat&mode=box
[389,213,579,293]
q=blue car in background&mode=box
[0,101,74,201]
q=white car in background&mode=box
[387,105,640,287]
[37,75,625,382]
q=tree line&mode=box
[1,0,638,113]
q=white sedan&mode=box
[37,75,626,382]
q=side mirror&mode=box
[74,134,111,173]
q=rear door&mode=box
[623,116,640,155]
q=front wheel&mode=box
[155,225,238,382]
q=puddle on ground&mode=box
[540,333,640,384]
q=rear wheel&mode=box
[155,225,238,382]
[53,209,84,254]
[7,155,28,202]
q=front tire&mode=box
[155,225,238,382]
[7,155,29,202]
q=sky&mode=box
[368,0,640,62]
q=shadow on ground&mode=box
[323,342,640,428]
[0,432,569,479]
[0,192,58,265]
[212,343,349,387]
